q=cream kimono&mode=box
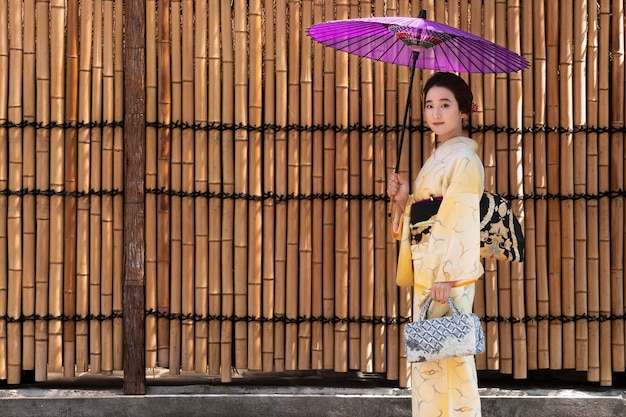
[393,136,485,417]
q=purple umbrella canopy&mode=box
[307,16,529,73]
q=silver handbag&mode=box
[403,298,485,363]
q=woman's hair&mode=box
[423,72,473,114]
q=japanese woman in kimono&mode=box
[387,72,485,417]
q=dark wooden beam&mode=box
[123,0,146,395]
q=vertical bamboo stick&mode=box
[558,0,576,371]
[284,0,301,371]
[262,0,278,372]
[469,0,487,372]
[520,0,537,373]
[610,0,625,374]
[112,0,125,370]
[506,0,527,380]
[598,1,611,385]
[247,0,263,372]
[585,0,600,383]
[0,0,7,383]
[156,0,172,369]
[233,0,249,371]
[63,0,79,379]
[572,0,589,373]
[482,0,500,371]
[321,2,336,373]
[494,0,513,376]
[333,0,349,374]
[76,0,94,373]
[169,0,182,375]
[346,0,361,372]
[358,0,375,374]
[193,0,208,375]
[7,0,24,384]
[22,0,37,377]
[89,0,104,375]
[373,0,394,380]
[144,0,158,369]
[206,0,221,375]
[48,0,65,376]
[546,0,563,371]
[310,0,325,371]
[533,0,549,371]
[220,0,235,382]
[298,0,313,371]
[383,0,405,386]
[34,0,51,382]
[181,0,195,373]
[100,0,115,374]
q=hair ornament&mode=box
[469,102,478,115]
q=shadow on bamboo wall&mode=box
[0,0,624,388]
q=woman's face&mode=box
[424,85,466,143]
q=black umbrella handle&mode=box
[394,50,419,173]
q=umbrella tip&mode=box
[419,9,426,19]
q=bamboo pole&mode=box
[333,0,350,374]
[144,0,158,369]
[520,0,538,373]
[585,0,600,383]
[193,0,208,374]
[610,0,625,375]
[233,0,249,371]
[89,0,104,375]
[469,0,487,372]
[372,0,391,380]
[320,4,336,373]
[63,0,79,379]
[558,0,576,371]
[248,0,263,372]
[75,0,94,373]
[273,0,288,373]
[494,0,513,376]
[383,0,405,387]
[262,0,278,372]
[100,0,115,374]
[22,0,36,377]
[546,0,563,371]
[112,0,125,371]
[156,0,172,369]
[44,0,63,376]
[506,0,527,380]
[346,0,361,372]
[34,0,51,382]
[169,0,182,375]
[482,0,500,371]
[533,0,549,371]
[572,0,589,373]
[206,0,221,376]
[0,0,7,384]
[7,0,24,384]
[358,0,375,374]
[298,0,313,371]
[310,0,325,371]
[598,1,611,386]
[181,0,195,373]
[284,0,301,371]
[220,0,235,382]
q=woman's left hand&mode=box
[431,282,453,303]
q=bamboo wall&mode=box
[0,0,625,388]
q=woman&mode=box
[388,72,485,416]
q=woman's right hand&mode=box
[387,173,410,209]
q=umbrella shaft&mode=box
[394,51,419,173]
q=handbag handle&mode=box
[418,298,462,321]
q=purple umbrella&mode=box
[307,10,529,170]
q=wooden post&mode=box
[123,0,146,395]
